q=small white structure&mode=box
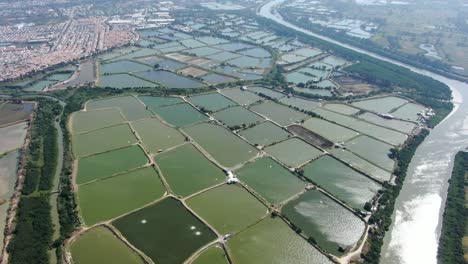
[226,170,239,184]
[240,86,248,91]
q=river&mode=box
[257,1,468,263]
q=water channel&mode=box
[257,1,468,263]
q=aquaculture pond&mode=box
[302,117,359,143]
[248,86,285,99]
[302,155,381,209]
[236,157,305,205]
[282,190,366,256]
[72,124,137,158]
[98,74,157,89]
[251,101,307,126]
[347,136,395,171]
[78,167,165,225]
[322,103,360,115]
[86,96,152,122]
[220,88,263,106]
[390,102,426,122]
[187,93,237,112]
[156,144,225,197]
[151,103,208,127]
[329,148,392,182]
[192,246,228,264]
[71,108,125,134]
[187,184,267,234]
[202,73,236,84]
[279,96,320,112]
[227,217,333,264]
[100,60,151,74]
[113,198,217,264]
[0,151,19,251]
[132,118,185,154]
[264,138,322,168]
[351,96,408,114]
[0,102,34,125]
[70,227,144,264]
[212,106,263,128]
[0,122,28,154]
[239,121,291,147]
[135,70,205,89]
[138,95,183,109]
[358,112,416,134]
[76,145,148,185]
[183,122,258,168]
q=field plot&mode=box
[358,112,416,134]
[71,108,124,134]
[265,138,322,168]
[302,155,380,209]
[282,190,365,256]
[322,103,360,115]
[227,217,332,264]
[138,96,183,110]
[183,123,258,168]
[132,118,185,154]
[98,74,157,89]
[287,125,334,149]
[135,70,205,89]
[314,108,407,146]
[78,167,165,225]
[70,226,144,264]
[390,102,426,122]
[239,121,291,146]
[113,198,216,264]
[152,103,208,127]
[0,151,19,250]
[187,93,237,112]
[279,96,320,112]
[192,245,228,264]
[0,102,34,126]
[76,145,148,185]
[213,106,263,128]
[156,144,225,197]
[202,73,235,84]
[248,86,285,99]
[236,157,305,205]
[72,124,137,158]
[100,60,151,74]
[220,88,263,105]
[251,101,307,126]
[179,67,208,77]
[0,122,28,154]
[351,96,408,113]
[86,96,152,121]
[187,184,267,234]
[302,118,359,143]
[329,148,392,182]
[345,137,395,174]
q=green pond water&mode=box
[156,144,225,197]
[236,157,305,205]
[192,245,228,264]
[72,124,137,158]
[183,122,258,168]
[352,96,408,114]
[152,103,208,127]
[322,103,360,115]
[220,88,263,105]
[78,167,165,225]
[279,96,320,112]
[98,74,157,89]
[71,108,124,134]
[213,106,264,128]
[132,118,185,154]
[187,184,267,235]
[282,190,366,256]
[227,217,333,264]
[77,145,148,185]
[302,155,381,209]
[136,70,205,89]
[265,138,322,168]
[86,96,153,121]
[390,102,426,122]
[347,136,395,171]
[251,101,307,126]
[239,121,291,146]
[358,112,416,134]
[100,60,151,74]
[187,93,237,112]
[70,226,144,264]
[113,197,217,264]
[329,148,392,182]
[248,86,285,99]
[138,95,183,109]
[302,117,359,143]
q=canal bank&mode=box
[257,1,468,263]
